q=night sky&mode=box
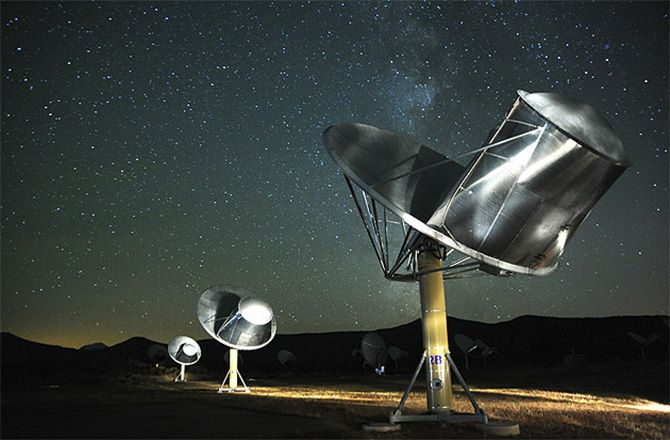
[1,2,667,348]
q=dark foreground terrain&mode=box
[2,363,668,439]
[2,315,668,438]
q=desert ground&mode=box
[2,363,668,439]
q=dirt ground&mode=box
[2,369,669,439]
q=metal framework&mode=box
[345,176,489,282]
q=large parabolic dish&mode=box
[323,90,629,279]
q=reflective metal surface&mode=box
[323,90,629,276]
[197,284,277,351]
[167,336,201,365]
[432,91,628,273]
[323,123,465,225]
[361,332,389,369]
[517,90,628,164]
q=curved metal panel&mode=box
[196,284,277,351]
[167,336,201,366]
[517,90,628,165]
[432,93,628,271]
[323,123,466,223]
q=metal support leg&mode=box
[391,351,427,420]
[175,363,186,382]
[446,353,486,419]
[219,349,250,393]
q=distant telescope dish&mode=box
[454,334,478,371]
[147,344,168,365]
[197,284,277,393]
[627,331,660,363]
[197,285,276,351]
[277,349,298,370]
[361,332,389,375]
[388,346,409,370]
[474,338,498,367]
[454,334,498,370]
[167,336,201,382]
[323,89,628,426]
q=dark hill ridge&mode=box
[2,315,667,383]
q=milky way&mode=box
[1,2,667,347]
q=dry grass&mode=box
[150,375,669,439]
[3,374,668,438]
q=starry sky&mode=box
[1,1,667,349]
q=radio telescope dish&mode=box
[197,285,276,351]
[454,334,478,371]
[388,346,409,370]
[361,332,389,374]
[323,91,629,280]
[147,344,168,365]
[323,89,628,426]
[627,331,660,362]
[167,336,201,382]
[277,349,298,370]
[197,284,277,393]
[474,338,498,367]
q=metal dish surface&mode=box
[323,91,628,276]
[167,336,201,365]
[197,284,277,351]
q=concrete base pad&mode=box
[362,422,402,432]
[475,421,521,437]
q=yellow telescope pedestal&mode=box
[390,246,488,424]
[218,349,250,393]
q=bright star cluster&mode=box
[1,2,667,347]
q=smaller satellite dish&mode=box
[454,334,478,370]
[627,332,660,363]
[361,332,389,375]
[147,344,168,365]
[197,285,277,351]
[277,349,298,371]
[388,346,408,370]
[474,338,498,367]
[197,284,278,393]
[167,336,201,382]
